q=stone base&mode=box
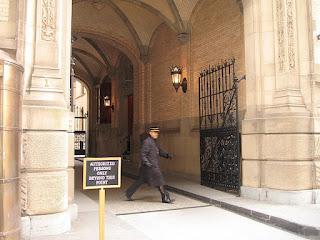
[241,186,320,205]
[21,204,78,239]
[69,203,78,221]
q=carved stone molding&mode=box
[41,0,55,41]
[276,0,285,71]
[139,54,150,64]
[93,0,106,10]
[177,33,190,44]
[276,0,296,71]
[316,162,320,187]
[286,0,295,70]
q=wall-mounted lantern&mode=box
[104,96,114,111]
[171,66,187,93]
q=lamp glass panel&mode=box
[172,73,181,84]
[104,96,111,107]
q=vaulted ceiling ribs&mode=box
[82,37,113,73]
[73,52,95,82]
[72,36,114,84]
[71,0,243,84]
[72,0,195,62]
[73,48,110,72]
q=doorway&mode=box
[74,79,89,157]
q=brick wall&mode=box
[191,0,246,118]
[148,0,245,124]
[149,24,182,122]
[145,0,246,175]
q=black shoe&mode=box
[162,198,175,203]
[124,192,133,201]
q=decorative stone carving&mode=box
[140,54,150,64]
[93,0,106,10]
[177,33,191,44]
[276,0,296,71]
[316,162,320,187]
[276,0,285,71]
[21,175,27,213]
[314,136,320,187]
[286,0,295,70]
[41,0,55,41]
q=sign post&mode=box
[99,188,105,240]
[83,157,121,240]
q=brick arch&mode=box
[73,48,111,73]
[119,0,181,34]
[114,53,134,80]
[148,23,169,53]
[74,74,92,95]
[72,28,141,71]
[189,0,243,24]
[148,21,186,59]
[74,68,94,95]
[72,28,142,139]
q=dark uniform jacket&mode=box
[139,135,170,186]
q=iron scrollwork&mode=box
[199,59,244,193]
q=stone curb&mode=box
[165,185,320,240]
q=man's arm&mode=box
[159,148,172,159]
[140,140,152,167]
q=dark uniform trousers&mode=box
[125,174,171,202]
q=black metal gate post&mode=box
[199,59,244,194]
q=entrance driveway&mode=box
[31,160,311,240]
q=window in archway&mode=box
[97,79,112,124]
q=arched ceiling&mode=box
[73,0,200,35]
[72,0,242,85]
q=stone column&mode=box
[0,51,24,240]
[311,0,320,200]
[20,0,75,238]
[241,0,320,204]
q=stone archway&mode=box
[70,30,141,160]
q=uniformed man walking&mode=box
[125,127,174,203]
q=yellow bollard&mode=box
[99,188,105,240]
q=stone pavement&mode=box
[123,161,320,240]
[31,159,319,240]
[80,174,209,216]
[31,160,209,240]
[164,174,320,240]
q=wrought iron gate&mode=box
[74,114,87,156]
[199,58,244,193]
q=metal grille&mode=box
[199,59,242,193]
[74,116,87,156]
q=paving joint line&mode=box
[116,204,211,216]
